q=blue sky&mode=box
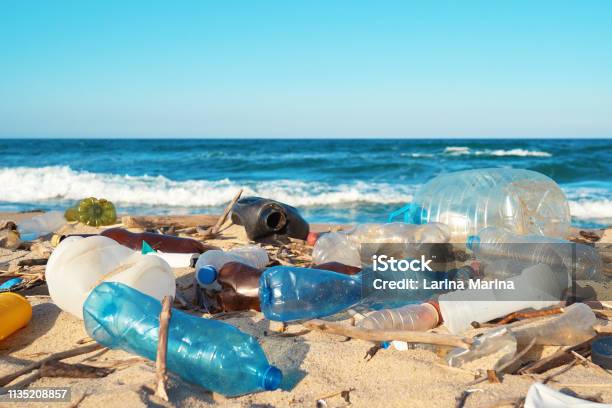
[0,1,611,138]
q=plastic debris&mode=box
[84,282,282,397]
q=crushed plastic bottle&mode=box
[195,246,269,289]
[357,302,440,331]
[312,223,451,268]
[46,236,175,319]
[468,227,603,280]
[397,168,571,241]
[84,282,282,396]
[18,211,66,241]
[439,264,567,334]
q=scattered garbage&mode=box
[357,302,440,331]
[65,197,117,226]
[54,227,216,254]
[46,236,176,318]
[392,168,571,240]
[83,282,282,397]
[312,222,451,267]
[524,382,609,408]
[202,261,264,312]
[231,196,309,242]
[0,292,32,341]
[468,227,603,280]
[195,245,269,289]
[18,211,66,241]
[439,264,567,334]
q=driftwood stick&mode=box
[121,215,219,229]
[200,190,243,238]
[155,295,173,401]
[497,307,564,325]
[519,337,593,374]
[302,319,472,349]
[0,343,103,387]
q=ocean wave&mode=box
[0,166,415,207]
[443,146,552,157]
[568,199,612,221]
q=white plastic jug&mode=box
[46,236,176,319]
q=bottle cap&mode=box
[196,266,218,285]
[261,366,282,391]
[592,336,612,370]
[466,235,480,251]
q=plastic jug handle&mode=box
[387,204,412,223]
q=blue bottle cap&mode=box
[196,266,218,285]
[466,235,480,251]
[261,366,282,391]
[592,336,612,370]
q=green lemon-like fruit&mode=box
[64,206,79,222]
[77,197,117,227]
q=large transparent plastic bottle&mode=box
[468,227,602,280]
[84,282,282,397]
[195,246,269,288]
[357,302,440,331]
[18,211,66,241]
[404,168,571,241]
[312,223,451,268]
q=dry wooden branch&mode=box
[497,307,564,325]
[121,215,219,229]
[0,343,104,387]
[302,319,472,349]
[200,189,242,238]
[519,338,593,374]
[155,295,173,401]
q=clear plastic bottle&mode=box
[84,282,281,397]
[260,266,362,321]
[357,302,440,331]
[312,223,451,268]
[468,227,602,280]
[403,168,571,241]
[259,265,451,322]
[18,211,66,241]
[195,246,269,288]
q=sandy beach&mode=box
[1,212,611,408]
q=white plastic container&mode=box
[18,211,66,241]
[406,168,571,241]
[46,236,176,319]
[312,223,451,268]
[194,245,269,288]
[439,264,566,334]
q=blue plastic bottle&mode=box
[83,282,282,397]
[259,266,459,322]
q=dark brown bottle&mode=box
[55,228,216,253]
[314,261,361,275]
[215,262,263,312]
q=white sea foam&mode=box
[0,166,415,207]
[568,199,612,221]
[443,146,552,157]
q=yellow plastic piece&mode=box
[0,292,32,341]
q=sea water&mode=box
[0,138,609,228]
